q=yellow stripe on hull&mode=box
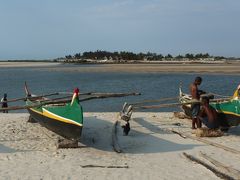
[43,108,82,127]
[217,110,240,117]
[29,107,82,127]
[30,108,43,115]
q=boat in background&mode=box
[179,86,240,127]
[25,84,83,141]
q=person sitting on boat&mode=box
[189,76,204,129]
[232,84,240,100]
[198,97,220,129]
[1,93,8,113]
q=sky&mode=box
[0,0,239,59]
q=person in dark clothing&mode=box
[1,93,8,113]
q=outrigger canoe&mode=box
[179,87,240,127]
[25,85,83,141]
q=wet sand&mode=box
[0,112,239,179]
[1,61,240,74]
[62,63,240,74]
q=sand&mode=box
[44,62,240,74]
[0,112,239,179]
[1,61,240,74]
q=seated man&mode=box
[198,97,219,129]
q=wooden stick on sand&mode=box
[199,152,240,179]
[183,152,235,180]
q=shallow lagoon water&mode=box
[0,65,239,112]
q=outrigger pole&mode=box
[0,92,141,112]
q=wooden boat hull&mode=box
[28,108,82,140]
[181,104,192,118]
[211,100,240,126]
[26,93,83,141]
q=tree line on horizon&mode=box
[64,50,226,61]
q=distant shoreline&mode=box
[0,61,60,67]
[1,61,240,74]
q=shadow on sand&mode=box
[228,125,240,136]
[80,116,115,152]
[0,144,18,153]
[80,116,202,154]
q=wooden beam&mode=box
[0,92,140,111]
[200,152,240,179]
[183,152,235,180]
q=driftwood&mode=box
[200,152,240,179]
[57,139,87,149]
[190,136,240,155]
[112,120,122,153]
[159,127,240,156]
[169,129,187,138]
[170,130,240,155]
[81,165,128,168]
[183,152,235,180]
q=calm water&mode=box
[0,64,239,112]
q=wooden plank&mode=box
[81,165,128,168]
[168,129,240,155]
[200,152,240,179]
[183,152,235,180]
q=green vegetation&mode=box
[64,50,227,62]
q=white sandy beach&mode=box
[0,112,239,179]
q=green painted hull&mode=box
[26,98,83,140]
[210,100,240,126]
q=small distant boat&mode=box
[25,84,83,141]
[179,87,240,127]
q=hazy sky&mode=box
[0,0,239,59]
